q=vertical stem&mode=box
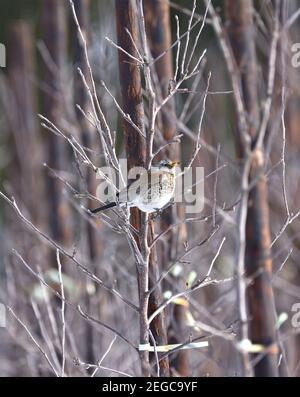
[246,153,279,377]
[42,0,71,246]
[225,0,279,377]
[115,0,150,376]
[144,0,188,376]
[148,224,170,377]
[7,21,43,225]
[71,0,104,365]
[225,0,259,144]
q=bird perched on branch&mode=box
[91,160,179,214]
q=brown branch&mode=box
[225,0,279,377]
[42,0,72,247]
[115,0,151,377]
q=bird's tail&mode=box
[90,202,117,214]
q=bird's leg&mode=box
[148,212,157,223]
[148,200,176,222]
[149,208,164,221]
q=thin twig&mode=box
[56,250,66,377]
[7,306,59,377]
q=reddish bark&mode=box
[225,0,278,377]
[7,22,43,224]
[42,0,72,246]
[71,0,105,365]
[144,0,188,376]
[115,0,170,377]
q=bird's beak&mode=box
[171,161,180,168]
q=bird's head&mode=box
[157,159,180,172]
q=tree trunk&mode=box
[225,0,279,377]
[7,21,43,225]
[115,0,170,377]
[42,0,72,247]
[144,0,189,376]
[71,0,105,365]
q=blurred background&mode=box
[0,0,300,377]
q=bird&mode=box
[90,159,179,214]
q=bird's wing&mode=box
[117,172,146,204]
